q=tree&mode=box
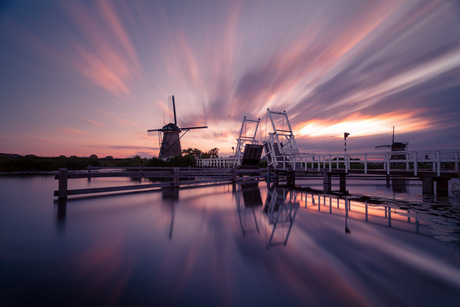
[183,147,219,159]
[207,147,219,158]
[182,148,203,158]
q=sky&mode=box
[1,0,459,158]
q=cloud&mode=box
[61,128,87,135]
[106,114,139,128]
[89,145,159,151]
[25,137,55,144]
[81,118,104,128]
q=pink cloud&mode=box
[82,118,104,127]
[61,128,87,135]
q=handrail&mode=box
[198,150,460,176]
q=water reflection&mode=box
[391,178,407,193]
[56,198,67,232]
[301,191,460,242]
[235,182,300,249]
[263,184,299,249]
[161,187,179,240]
[235,182,262,236]
[4,176,460,305]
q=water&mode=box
[1,176,460,306]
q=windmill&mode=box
[147,95,207,158]
[375,126,408,160]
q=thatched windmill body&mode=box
[147,96,207,158]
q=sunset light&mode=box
[1,0,459,157]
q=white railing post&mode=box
[414,152,418,176]
[329,154,332,172]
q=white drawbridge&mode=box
[233,116,263,168]
[263,108,300,169]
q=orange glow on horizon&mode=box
[295,110,433,138]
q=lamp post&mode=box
[344,132,350,171]
[232,147,234,157]
[344,132,350,154]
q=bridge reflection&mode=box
[235,182,299,249]
[234,181,459,243]
[54,180,459,243]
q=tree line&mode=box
[0,147,219,172]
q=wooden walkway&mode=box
[54,167,265,199]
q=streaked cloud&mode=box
[25,137,55,144]
[81,118,104,128]
[61,128,87,135]
[1,0,459,157]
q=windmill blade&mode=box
[180,126,208,130]
[172,95,177,125]
[375,144,391,149]
[148,129,164,137]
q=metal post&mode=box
[455,151,459,172]
[386,153,391,175]
[344,132,349,172]
[364,154,368,174]
[345,155,349,173]
[436,151,441,177]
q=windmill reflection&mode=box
[263,184,299,249]
[235,182,263,236]
[161,187,179,240]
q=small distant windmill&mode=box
[375,126,408,160]
[147,95,207,158]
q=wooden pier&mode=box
[54,166,265,199]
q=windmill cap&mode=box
[162,123,181,132]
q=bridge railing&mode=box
[273,149,460,176]
[196,157,234,168]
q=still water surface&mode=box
[1,176,459,306]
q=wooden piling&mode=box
[421,177,434,194]
[436,178,449,196]
[323,172,331,193]
[173,167,179,188]
[58,168,68,199]
[339,173,347,193]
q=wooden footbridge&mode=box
[54,166,266,199]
